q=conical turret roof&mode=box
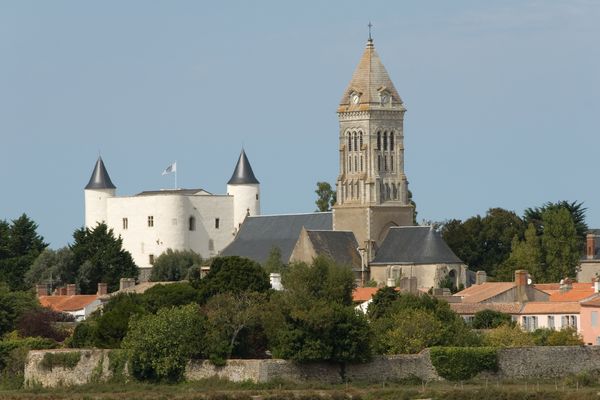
[85,157,116,190]
[228,149,259,185]
[338,39,403,112]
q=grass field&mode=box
[1,378,600,400]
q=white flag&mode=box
[162,162,177,175]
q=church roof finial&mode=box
[228,149,259,185]
[85,156,116,190]
[368,21,373,42]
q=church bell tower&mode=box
[332,36,414,258]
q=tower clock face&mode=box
[351,94,360,104]
[381,95,389,104]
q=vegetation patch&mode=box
[429,346,498,381]
[107,349,128,382]
[40,351,81,371]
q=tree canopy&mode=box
[315,182,336,212]
[149,248,202,282]
[70,223,138,294]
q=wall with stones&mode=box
[25,346,600,388]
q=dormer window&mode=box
[349,91,361,105]
[379,89,391,106]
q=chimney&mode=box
[515,270,529,303]
[269,273,283,291]
[36,284,49,297]
[587,234,596,260]
[97,282,108,296]
[66,284,77,296]
[476,271,487,285]
[59,287,67,296]
[119,278,136,291]
[560,277,573,293]
[593,277,600,293]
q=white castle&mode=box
[84,150,260,278]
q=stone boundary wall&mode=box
[25,349,117,388]
[25,346,600,388]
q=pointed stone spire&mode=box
[338,38,403,111]
[227,149,259,185]
[85,157,116,190]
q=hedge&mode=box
[429,347,498,381]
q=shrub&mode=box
[546,327,584,346]
[122,304,206,382]
[149,248,202,282]
[483,324,534,347]
[107,349,129,382]
[39,351,81,370]
[471,309,512,329]
[429,346,498,381]
[142,282,201,313]
[93,293,146,348]
[16,307,74,342]
[373,308,442,354]
[0,336,57,370]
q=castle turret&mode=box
[227,150,260,231]
[84,157,116,228]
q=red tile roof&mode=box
[454,282,516,303]
[520,302,580,314]
[39,295,99,312]
[549,289,595,302]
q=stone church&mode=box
[84,36,468,289]
[222,37,468,289]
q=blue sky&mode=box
[1,1,599,248]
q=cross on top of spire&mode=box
[368,21,373,41]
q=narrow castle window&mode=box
[354,156,358,172]
[208,239,215,251]
[353,132,358,152]
[147,216,154,227]
[377,132,381,150]
[189,216,196,231]
[347,134,351,150]
[122,218,128,230]
[383,132,388,151]
[377,155,381,171]
[215,218,220,229]
[391,155,394,171]
[149,254,155,265]
[384,156,388,171]
[348,155,352,172]
[256,194,259,200]
[359,132,363,148]
[390,132,394,151]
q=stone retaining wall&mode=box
[25,346,600,388]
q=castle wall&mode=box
[105,194,234,271]
[227,183,260,232]
[84,188,116,228]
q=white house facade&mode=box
[84,150,260,279]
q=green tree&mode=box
[197,256,270,302]
[408,189,418,224]
[497,223,544,282]
[366,286,400,320]
[263,246,285,274]
[525,200,587,242]
[483,324,534,347]
[25,247,76,290]
[0,283,38,336]
[542,208,580,282]
[93,293,146,348]
[142,282,201,313]
[122,304,206,382]
[374,308,442,354]
[442,217,484,271]
[315,182,336,212]
[203,292,266,364]
[0,214,47,291]
[471,309,512,329]
[282,256,355,306]
[70,223,138,294]
[149,249,202,282]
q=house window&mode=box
[215,218,220,229]
[593,311,598,328]
[189,216,196,231]
[122,218,128,229]
[523,316,538,332]
[147,216,154,227]
[149,254,155,265]
[547,315,555,330]
[561,315,577,329]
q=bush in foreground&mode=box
[429,346,498,381]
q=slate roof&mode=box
[306,230,361,270]
[135,188,212,196]
[371,226,463,265]
[228,149,259,185]
[85,157,116,190]
[220,212,333,264]
[338,39,403,111]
